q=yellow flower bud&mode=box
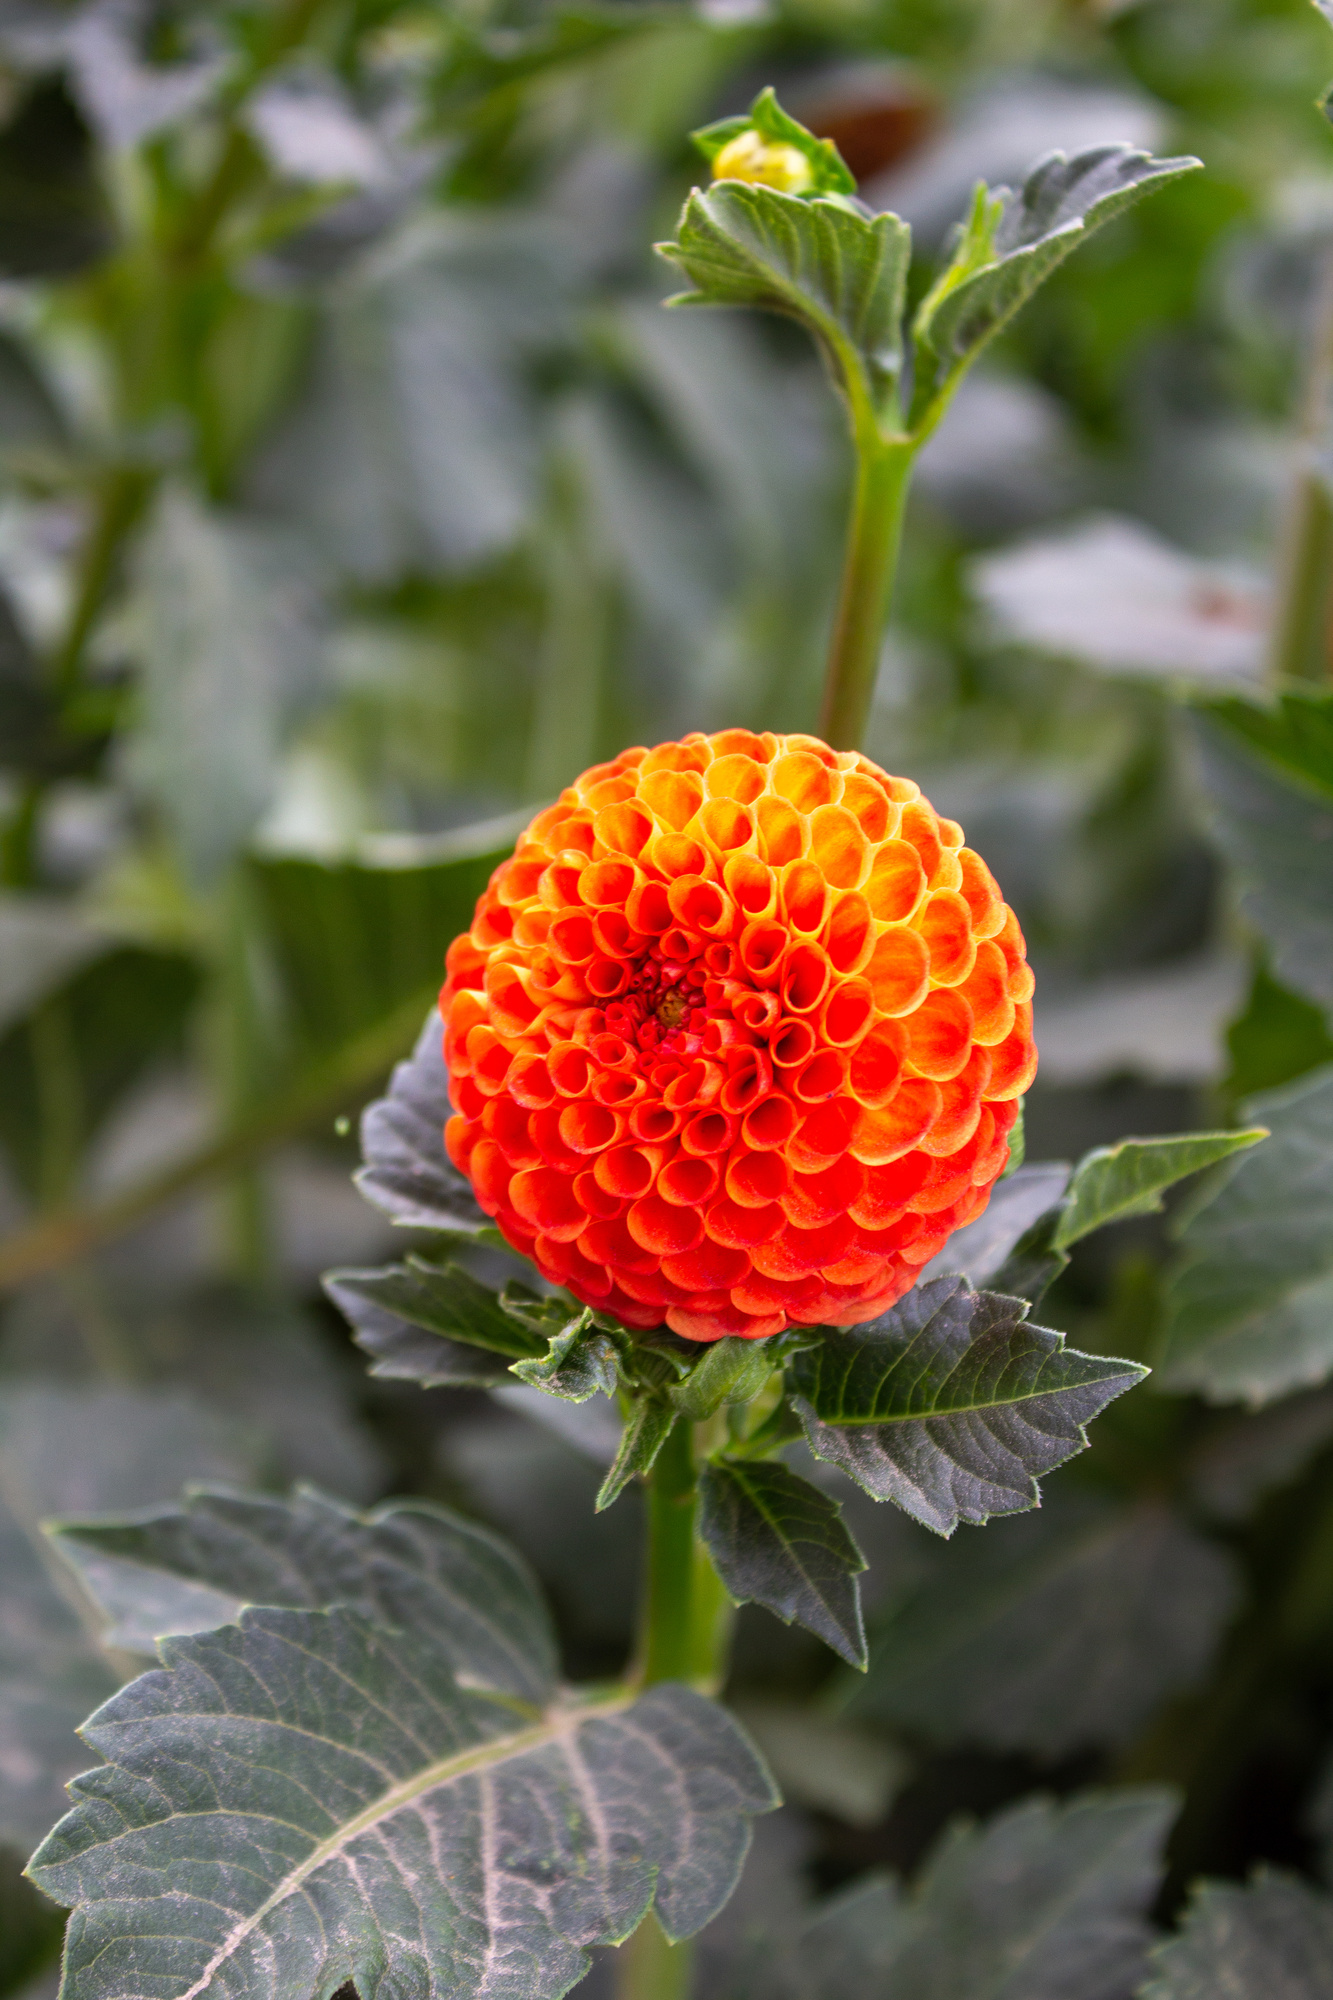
[711,129,815,194]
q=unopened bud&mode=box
[711,129,815,194]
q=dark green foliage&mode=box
[755,1790,1176,2000]
[790,1276,1146,1534]
[28,1522,779,1996]
[699,1459,867,1667]
[848,1491,1239,1756]
[51,1485,560,1696]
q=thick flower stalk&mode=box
[442,730,1035,1342]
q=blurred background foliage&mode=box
[2,0,1333,1992]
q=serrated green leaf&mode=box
[657,183,912,424]
[509,1311,621,1402]
[596,1402,677,1512]
[767,1789,1175,2000]
[1160,1065,1333,1405]
[27,1609,779,1997]
[846,1491,1238,1756]
[912,145,1201,418]
[1191,699,1333,1014]
[325,1274,514,1388]
[668,1337,775,1420]
[1052,1129,1268,1250]
[48,1485,558,1698]
[325,1257,544,1363]
[0,1383,263,1848]
[790,1276,1146,1535]
[351,1006,497,1233]
[698,1460,867,1668]
[1140,1872,1333,1999]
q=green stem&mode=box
[638,1418,706,1688]
[0,778,41,887]
[616,1916,694,2000]
[1267,248,1333,685]
[619,1421,735,2000]
[52,468,148,700]
[818,432,915,752]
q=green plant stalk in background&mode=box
[1267,247,1333,684]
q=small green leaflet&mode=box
[1051,1129,1268,1251]
[28,1611,779,2000]
[792,1276,1145,1535]
[667,1336,775,1420]
[658,185,912,423]
[911,145,1201,417]
[699,1459,867,1668]
[326,1257,544,1361]
[509,1310,621,1402]
[596,1402,677,1512]
[324,1270,514,1387]
[1140,1872,1333,1999]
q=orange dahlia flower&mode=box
[441,731,1036,1343]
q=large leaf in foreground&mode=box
[0,1384,262,1848]
[698,1460,867,1669]
[1160,1066,1333,1404]
[846,1492,1238,1756]
[49,1485,557,1700]
[29,1609,778,1999]
[1140,1872,1333,1998]
[790,1276,1145,1534]
[765,1789,1174,2000]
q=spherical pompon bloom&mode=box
[440,731,1036,1344]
